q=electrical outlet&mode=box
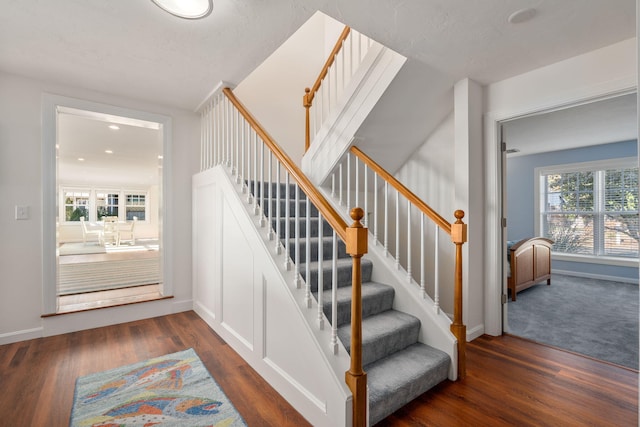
[15,205,29,220]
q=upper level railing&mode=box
[303,26,376,151]
[200,88,369,427]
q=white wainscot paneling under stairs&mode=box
[192,166,352,426]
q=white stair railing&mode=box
[304,26,377,151]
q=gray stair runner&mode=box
[251,181,450,425]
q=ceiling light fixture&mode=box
[105,150,114,154]
[78,158,85,161]
[108,124,120,130]
[151,0,213,19]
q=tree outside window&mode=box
[64,190,90,221]
[540,159,638,259]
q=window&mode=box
[538,158,638,259]
[60,188,148,222]
[126,193,146,221]
[96,192,119,219]
[64,190,90,221]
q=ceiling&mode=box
[58,112,162,187]
[503,92,638,157]
[0,1,635,112]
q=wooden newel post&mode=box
[303,87,312,153]
[345,207,368,427]
[450,209,467,379]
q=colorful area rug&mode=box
[70,348,246,427]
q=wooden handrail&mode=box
[350,146,452,234]
[304,25,351,152]
[224,88,348,241]
[351,145,467,378]
[225,87,368,423]
[306,26,351,106]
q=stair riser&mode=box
[301,261,373,292]
[262,199,318,217]
[288,238,348,262]
[272,218,334,239]
[340,318,421,366]
[320,287,394,327]
[247,182,307,200]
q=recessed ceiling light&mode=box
[78,158,85,161]
[508,8,537,24]
[105,150,113,154]
[108,124,120,130]
[158,155,164,159]
[151,0,213,19]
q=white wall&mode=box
[0,70,199,343]
[233,12,342,165]
[482,37,637,335]
[394,113,456,312]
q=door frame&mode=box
[42,94,173,314]
[483,81,637,336]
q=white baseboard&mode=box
[466,324,485,341]
[0,326,44,345]
[553,269,639,284]
[171,298,193,313]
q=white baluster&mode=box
[274,161,281,249]
[246,125,252,202]
[339,163,343,206]
[253,132,262,219]
[407,200,412,281]
[346,153,351,212]
[434,224,440,313]
[331,230,338,354]
[420,214,426,299]
[364,164,369,228]
[355,154,359,209]
[284,172,291,269]
[395,188,400,269]
[294,182,301,288]
[234,109,239,180]
[384,181,389,257]
[317,213,324,330]
[267,152,274,237]
[304,197,312,307]
[331,173,336,198]
[374,173,378,244]
[238,113,242,188]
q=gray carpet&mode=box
[508,274,638,370]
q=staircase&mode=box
[258,181,450,425]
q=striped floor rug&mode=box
[58,256,160,295]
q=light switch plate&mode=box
[15,205,29,220]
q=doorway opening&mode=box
[500,92,638,369]
[42,95,173,315]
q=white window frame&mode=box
[535,157,639,267]
[59,187,149,224]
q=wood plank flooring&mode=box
[0,312,636,426]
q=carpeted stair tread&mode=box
[316,281,395,327]
[366,342,450,425]
[301,258,373,291]
[273,217,332,239]
[263,199,318,217]
[288,236,348,262]
[338,310,421,366]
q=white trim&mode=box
[0,327,44,345]
[41,93,173,315]
[484,90,637,336]
[536,156,638,175]
[552,253,639,268]
[552,269,639,284]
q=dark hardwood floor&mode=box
[0,311,636,426]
